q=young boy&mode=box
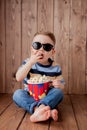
[13,31,65,122]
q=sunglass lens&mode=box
[32,42,41,50]
[43,44,53,51]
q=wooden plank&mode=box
[0,93,4,97]
[38,0,53,32]
[54,0,70,93]
[50,95,78,130]
[71,95,87,130]
[81,0,87,94]
[5,0,21,93]
[19,113,49,130]
[0,94,12,115]
[86,53,87,93]
[0,0,5,93]
[86,60,87,93]
[0,102,26,130]
[69,0,86,94]
[22,0,37,61]
[85,0,87,94]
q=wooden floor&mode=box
[0,94,87,130]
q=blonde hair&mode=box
[34,31,56,45]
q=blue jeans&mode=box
[13,87,64,114]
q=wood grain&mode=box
[0,94,12,115]
[0,103,25,130]
[5,0,21,93]
[0,0,5,93]
[54,0,70,93]
[69,0,87,94]
[71,95,87,130]
[85,0,87,94]
[38,0,53,32]
[22,0,37,61]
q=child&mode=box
[13,31,65,122]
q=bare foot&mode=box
[30,106,50,122]
[51,109,58,121]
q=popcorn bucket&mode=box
[28,82,50,101]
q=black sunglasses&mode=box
[32,42,54,52]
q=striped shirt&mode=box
[19,58,65,91]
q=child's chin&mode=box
[38,59,44,63]
[38,59,44,62]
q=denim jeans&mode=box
[13,87,64,114]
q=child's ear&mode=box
[50,49,55,61]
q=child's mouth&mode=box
[40,54,44,59]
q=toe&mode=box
[46,110,51,119]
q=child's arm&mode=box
[16,60,33,82]
[16,52,43,82]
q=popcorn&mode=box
[27,75,49,84]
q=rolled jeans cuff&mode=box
[29,102,38,114]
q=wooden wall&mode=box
[0,0,87,94]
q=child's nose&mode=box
[39,45,44,51]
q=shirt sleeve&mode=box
[56,66,65,85]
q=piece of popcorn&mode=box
[28,75,50,84]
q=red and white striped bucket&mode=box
[28,82,50,101]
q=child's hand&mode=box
[52,79,64,89]
[30,52,43,65]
